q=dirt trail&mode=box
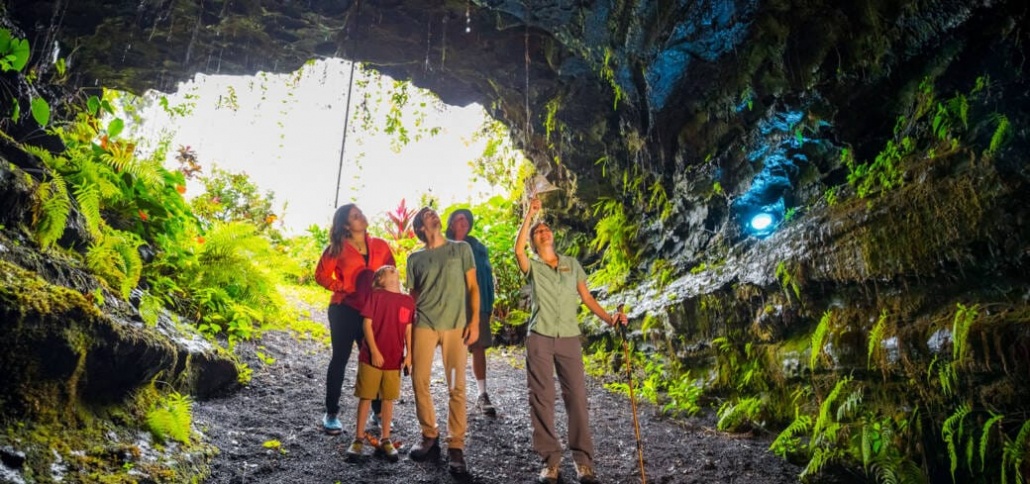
[194,303,801,484]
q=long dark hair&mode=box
[328,204,357,257]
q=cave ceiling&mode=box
[4,0,1025,203]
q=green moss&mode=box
[0,259,101,320]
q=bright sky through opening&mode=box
[133,59,500,235]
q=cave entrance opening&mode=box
[122,58,513,236]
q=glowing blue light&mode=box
[750,213,774,231]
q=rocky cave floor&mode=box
[194,301,804,484]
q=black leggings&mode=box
[325,303,381,415]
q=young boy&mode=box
[346,266,414,462]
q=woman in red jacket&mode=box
[315,204,396,435]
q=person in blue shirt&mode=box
[446,208,498,417]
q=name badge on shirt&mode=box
[558,263,571,273]
[398,307,412,323]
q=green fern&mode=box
[813,376,851,444]
[146,391,193,444]
[771,410,812,457]
[942,403,972,482]
[810,311,833,370]
[871,454,925,484]
[86,228,144,298]
[716,396,764,431]
[775,261,801,300]
[980,412,1004,472]
[951,303,978,364]
[1002,419,1030,484]
[98,147,163,187]
[33,174,71,249]
[72,183,102,239]
[987,114,1011,156]
[836,387,863,422]
[867,309,889,368]
[801,446,845,480]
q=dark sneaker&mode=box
[368,413,398,431]
[477,392,497,417]
[448,448,467,475]
[408,435,439,462]
[379,438,399,463]
[345,439,363,461]
[537,463,560,484]
[322,413,342,435]
[575,462,599,484]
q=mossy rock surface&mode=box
[0,259,237,418]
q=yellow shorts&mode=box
[354,362,401,401]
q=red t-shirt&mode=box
[359,290,415,370]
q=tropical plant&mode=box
[189,165,281,235]
[381,198,417,241]
[588,197,639,290]
[146,391,193,444]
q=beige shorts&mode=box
[354,362,401,401]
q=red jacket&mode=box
[315,235,396,309]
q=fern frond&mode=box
[1002,419,1030,484]
[717,396,763,431]
[980,412,1004,472]
[868,309,889,368]
[801,446,844,481]
[836,387,863,421]
[872,454,926,484]
[86,228,143,298]
[33,174,71,249]
[813,376,851,441]
[146,390,193,444]
[98,151,163,187]
[951,303,978,363]
[771,411,812,457]
[73,183,102,240]
[20,143,71,172]
[810,311,833,370]
[987,115,1011,156]
[942,403,972,482]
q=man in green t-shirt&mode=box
[405,207,480,475]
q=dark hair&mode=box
[328,204,357,257]
[412,207,433,243]
[372,265,396,290]
[529,221,549,254]
[445,209,474,239]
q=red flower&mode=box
[138,210,149,221]
[175,185,187,194]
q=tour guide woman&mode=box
[514,197,626,484]
[315,204,396,434]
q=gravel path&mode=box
[194,302,801,484]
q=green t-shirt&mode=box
[525,255,587,337]
[406,240,476,330]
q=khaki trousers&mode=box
[526,332,594,467]
[411,326,468,449]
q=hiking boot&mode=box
[322,413,342,435]
[575,462,599,484]
[345,439,363,461]
[447,448,467,475]
[537,463,560,484]
[378,438,399,463]
[476,392,497,417]
[408,435,439,462]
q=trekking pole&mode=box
[616,304,647,484]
